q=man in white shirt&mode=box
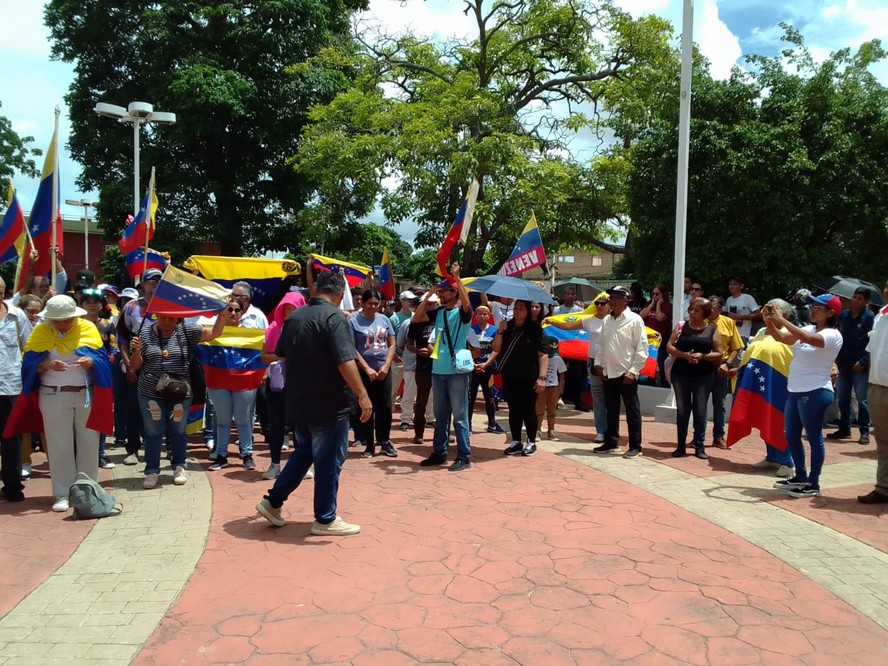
[232,281,269,329]
[593,286,648,458]
[858,286,888,504]
[0,277,29,502]
[725,276,761,340]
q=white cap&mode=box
[399,290,417,300]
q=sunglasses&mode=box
[594,301,609,306]
[227,307,242,314]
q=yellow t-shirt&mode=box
[711,314,744,361]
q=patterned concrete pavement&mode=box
[1,408,886,665]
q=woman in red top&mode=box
[640,283,673,387]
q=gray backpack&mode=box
[68,472,122,519]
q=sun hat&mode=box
[39,295,87,320]
[120,287,140,300]
[806,293,842,317]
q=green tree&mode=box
[402,248,440,285]
[0,102,40,184]
[98,245,127,288]
[625,28,888,299]
[294,0,674,275]
[45,0,367,256]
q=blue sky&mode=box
[1,0,885,243]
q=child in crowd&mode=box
[537,337,567,440]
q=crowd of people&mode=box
[1,251,885,533]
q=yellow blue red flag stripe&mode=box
[195,327,267,391]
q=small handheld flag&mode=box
[119,171,158,255]
[146,265,231,317]
[378,248,395,301]
[0,183,27,265]
[436,179,479,279]
[497,213,547,277]
[311,253,370,287]
[125,247,169,279]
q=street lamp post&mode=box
[94,101,176,214]
[64,198,96,271]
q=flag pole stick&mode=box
[50,106,60,290]
[142,167,155,277]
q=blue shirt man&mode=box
[412,265,474,471]
[828,287,875,444]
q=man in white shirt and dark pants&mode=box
[858,290,888,504]
[593,286,649,459]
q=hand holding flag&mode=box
[436,179,479,280]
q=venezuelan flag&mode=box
[726,335,792,449]
[186,255,300,312]
[497,213,547,277]
[311,253,370,288]
[643,327,661,378]
[118,180,158,255]
[186,404,205,436]
[378,248,395,301]
[28,123,63,275]
[436,179,479,279]
[195,327,267,392]
[147,265,230,317]
[0,183,27,265]
[125,247,169,279]
[3,321,113,438]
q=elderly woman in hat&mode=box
[5,295,113,512]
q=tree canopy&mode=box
[294,0,674,275]
[0,102,40,185]
[625,28,888,299]
[45,0,367,256]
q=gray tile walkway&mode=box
[0,457,211,666]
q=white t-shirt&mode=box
[553,304,583,315]
[726,293,760,338]
[490,302,513,326]
[544,355,567,386]
[581,316,605,360]
[788,326,843,393]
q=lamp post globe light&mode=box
[64,197,97,271]
[94,101,176,215]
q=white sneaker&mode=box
[775,465,794,478]
[142,473,159,490]
[304,468,314,480]
[256,499,286,527]
[205,439,214,450]
[173,466,188,486]
[311,516,360,536]
[21,463,31,479]
[262,463,281,480]
[122,454,139,465]
[51,496,69,512]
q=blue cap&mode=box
[142,268,163,281]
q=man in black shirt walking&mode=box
[256,271,372,535]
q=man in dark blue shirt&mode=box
[828,287,875,445]
[256,270,372,535]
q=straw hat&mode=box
[39,295,87,320]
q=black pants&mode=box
[563,359,588,407]
[357,372,393,447]
[469,370,496,426]
[255,383,269,437]
[413,370,432,439]
[603,376,643,450]
[504,377,539,443]
[266,383,287,464]
[0,395,24,500]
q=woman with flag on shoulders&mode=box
[260,291,307,480]
[3,295,113,512]
[129,307,227,490]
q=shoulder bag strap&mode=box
[441,309,463,365]
[496,328,524,372]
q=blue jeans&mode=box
[138,393,193,475]
[432,373,471,461]
[671,373,713,448]
[835,365,870,433]
[588,361,606,436]
[203,398,215,443]
[265,417,349,524]
[765,442,794,467]
[710,374,729,439]
[785,388,833,487]
[208,387,256,459]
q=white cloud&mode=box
[696,1,742,79]
[0,0,52,59]
[361,0,474,40]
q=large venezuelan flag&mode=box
[436,179,479,279]
[497,213,547,277]
[187,255,300,312]
[29,124,63,275]
[125,247,168,278]
[311,253,370,288]
[147,265,230,317]
[0,183,27,265]
[3,322,113,438]
[726,334,792,449]
[195,327,267,392]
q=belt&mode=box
[42,385,92,393]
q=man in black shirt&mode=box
[256,271,371,535]
[406,318,436,444]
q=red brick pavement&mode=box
[132,414,888,665]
